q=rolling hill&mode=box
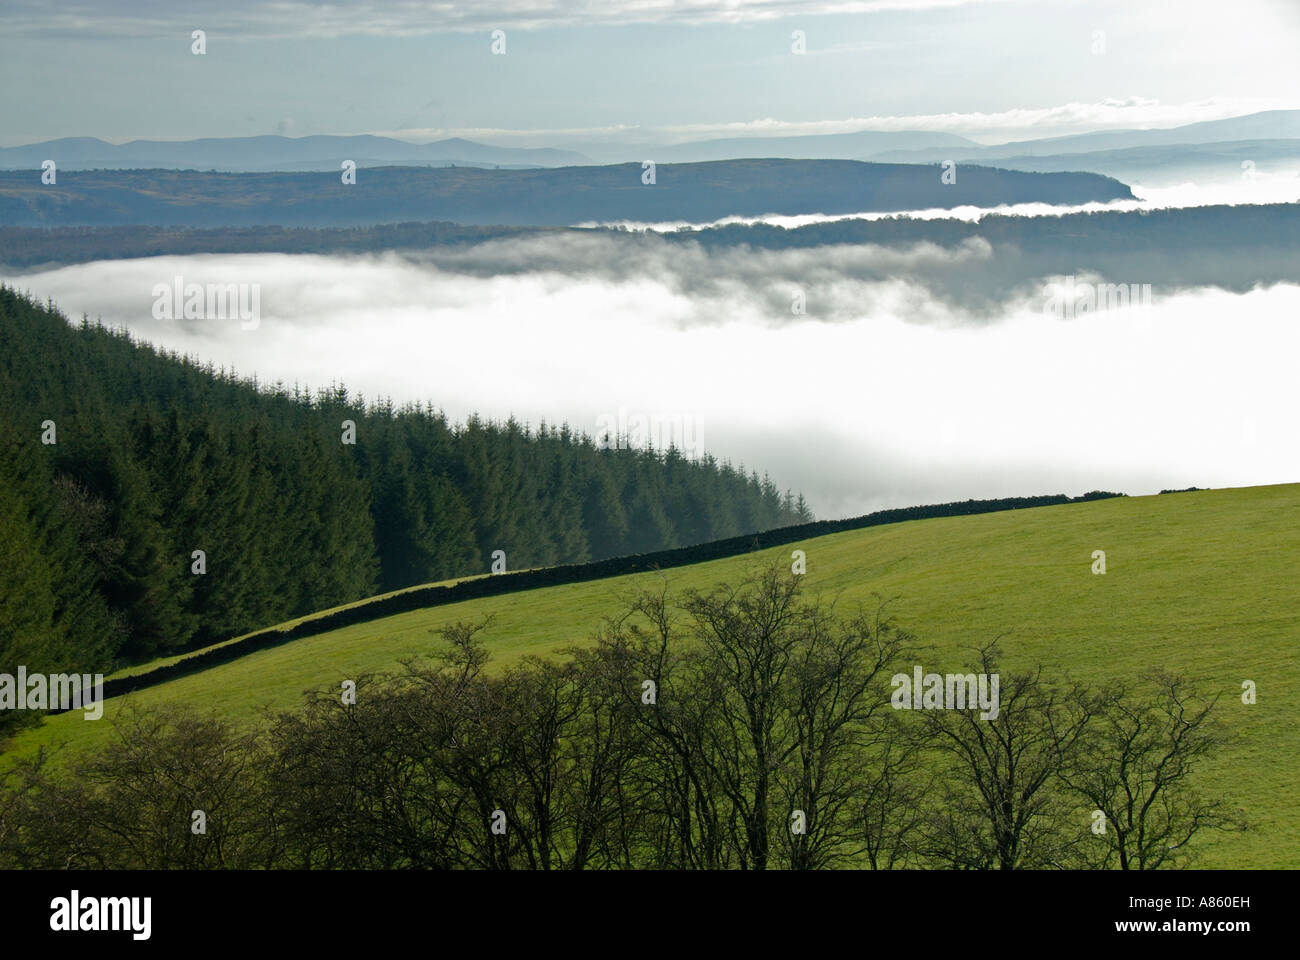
[0,160,1135,229]
[6,481,1297,867]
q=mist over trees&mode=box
[6,204,1296,320]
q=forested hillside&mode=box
[0,288,807,686]
[0,160,1133,228]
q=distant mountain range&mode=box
[4,111,1297,176]
[0,130,976,172]
[0,135,590,172]
[579,130,980,163]
[869,110,1300,163]
[0,159,1133,229]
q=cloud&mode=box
[2,0,1015,39]
[397,232,1000,325]
[6,244,1299,520]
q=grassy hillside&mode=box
[6,482,1298,866]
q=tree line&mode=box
[4,204,1296,273]
[0,565,1239,869]
[0,288,809,697]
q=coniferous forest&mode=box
[0,287,810,683]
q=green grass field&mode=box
[6,483,1298,866]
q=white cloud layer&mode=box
[6,245,1298,520]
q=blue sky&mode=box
[2,0,1298,147]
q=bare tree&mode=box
[589,582,736,868]
[772,599,916,869]
[2,704,273,869]
[1061,671,1240,869]
[917,642,1095,869]
[601,564,915,870]
[859,728,933,870]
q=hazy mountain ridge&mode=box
[588,130,980,163]
[867,110,1300,163]
[0,134,591,172]
[6,111,1297,174]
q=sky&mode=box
[2,0,1299,148]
